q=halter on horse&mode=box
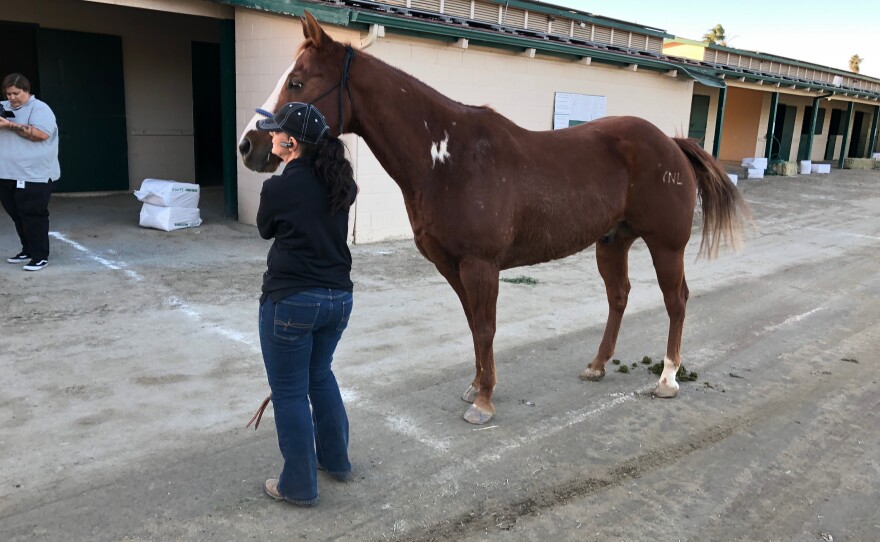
[239,12,749,425]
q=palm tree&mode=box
[703,24,727,47]
[849,54,863,74]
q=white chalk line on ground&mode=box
[50,232,363,409]
[803,226,880,242]
[750,221,880,245]
[50,231,144,281]
[166,296,260,351]
[42,232,758,464]
[761,307,824,334]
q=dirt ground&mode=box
[1,168,879,541]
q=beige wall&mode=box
[719,86,764,161]
[5,0,220,190]
[234,10,696,243]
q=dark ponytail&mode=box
[299,137,356,214]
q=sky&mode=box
[548,0,878,77]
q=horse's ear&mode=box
[301,11,330,48]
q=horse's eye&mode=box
[287,81,302,90]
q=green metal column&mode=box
[805,95,822,161]
[712,86,727,159]
[764,92,779,160]
[837,101,855,169]
[868,105,880,158]
[220,18,239,219]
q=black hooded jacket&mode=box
[257,157,355,303]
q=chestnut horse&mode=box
[239,13,749,425]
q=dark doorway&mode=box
[848,111,866,158]
[797,106,826,160]
[0,21,40,95]
[688,94,710,147]
[192,41,223,186]
[770,104,796,161]
[824,109,845,161]
[38,28,129,192]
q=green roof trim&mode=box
[481,0,672,38]
[349,9,709,79]
[707,43,880,85]
[689,64,879,100]
[215,0,351,25]
[215,0,877,99]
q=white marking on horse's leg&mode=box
[239,60,297,144]
[654,356,680,398]
[430,130,451,168]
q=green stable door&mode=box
[688,95,710,147]
[38,28,129,192]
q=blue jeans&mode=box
[259,288,353,502]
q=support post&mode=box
[805,95,821,161]
[837,101,854,169]
[764,92,779,160]
[867,104,879,158]
[220,19,238,219]
[712,86,727,159]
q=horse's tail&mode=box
[674,137,751,259]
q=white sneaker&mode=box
[7,251,29,264]
[23,259,48,271]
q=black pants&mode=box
[0,179,53,261]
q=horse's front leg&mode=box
[458,258,500,424]
[432,265,479,403]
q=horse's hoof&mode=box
[463,404,494,425]
[461,385,479,403]
[653,379,679,398]
[579,367,605,381]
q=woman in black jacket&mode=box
[255,102,357,507]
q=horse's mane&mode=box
[298,39,498,118]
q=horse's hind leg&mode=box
[644,240,689,398]
[581,234,636,381]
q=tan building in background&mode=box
[3,0,879,244]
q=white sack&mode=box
[134,179,200,208]
[741,157,768,169]
[139,203,202,231]
[747,168,764,179]
[810,164,831,174]
[799,161,811,175]
[727,173,738,186]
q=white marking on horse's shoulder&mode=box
[424,121,429,131]
[430,130,451,168]
[401,88,408,93]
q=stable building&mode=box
[666,37,880,169]
[3,0,879,244]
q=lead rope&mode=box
[246,394,272,430]
[337,45,355,133]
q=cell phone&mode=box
[0,109,14,119]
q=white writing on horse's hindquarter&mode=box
[430,131,451,168]
[239,61,297,144]
[662,171,682,185]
